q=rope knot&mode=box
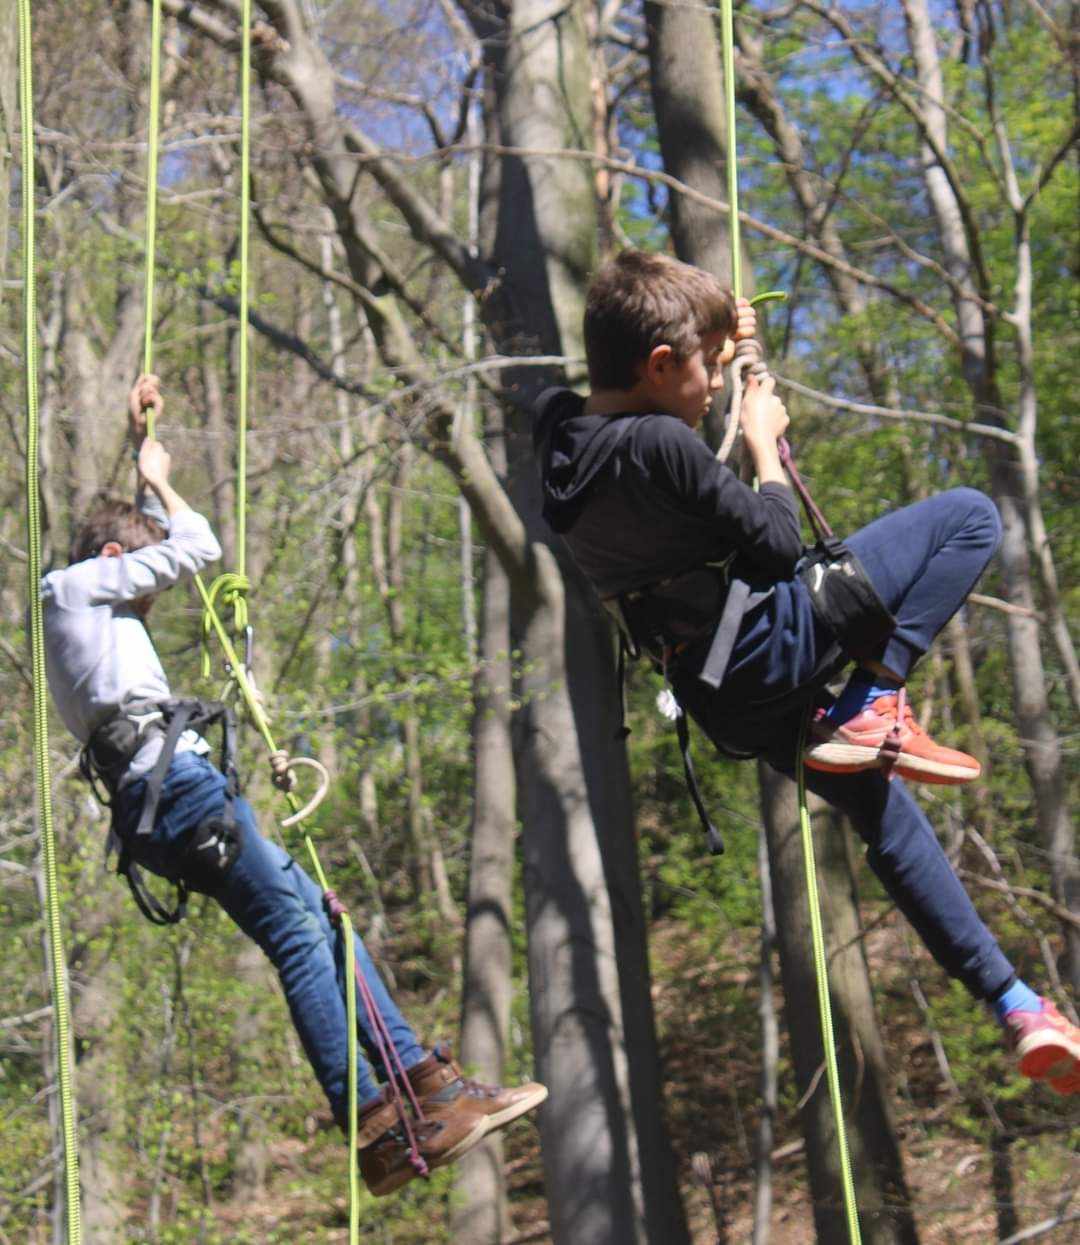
[269,749,296,792]
[322,888,346,925]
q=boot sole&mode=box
[476,1084,549,1134]
[367,1117,490,1198]
[805,741,980,784]
[366,1085,549,1197]
[431,1084,549,1168]
[1017,1031,1080,1084]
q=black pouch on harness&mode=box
[797,537,896,661]
[180,815,242,893]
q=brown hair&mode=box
[69,495,166,565]
[583,249,737,390]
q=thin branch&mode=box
[957,870,1080,931]
[966,592,1042,622]
[773,374,1019,445]
[0,1006,52,1029]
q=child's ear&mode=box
[644,344,673,383]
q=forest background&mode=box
[1,1,1077,1242]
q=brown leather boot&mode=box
[355,1087,486,1198]
[405,1045,548,1148]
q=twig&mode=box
[774,374,1018,447]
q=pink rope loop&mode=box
[778,439,833,540]
[327,890,431,1176]
[322,888,345,925]
[351,965,429,1174]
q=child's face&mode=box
[652,330,734,429]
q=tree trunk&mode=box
[760,764,920,1244]
[453,411,516,1241]
[757,826,782,1245]
[478,3,688,1238]
[644,0,735,285]
[753,826,779,1245]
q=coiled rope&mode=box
[19,0,83,1236]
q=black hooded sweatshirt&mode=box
[534,388,804,602]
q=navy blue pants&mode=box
[113,752,425,1120]
[675,488,1015,1000]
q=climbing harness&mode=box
[81,698,242,926]
[19,1,83,1238]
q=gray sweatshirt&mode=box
[42,499,222,785]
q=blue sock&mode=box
[825,668,904,724]
[993,979,1042,1022]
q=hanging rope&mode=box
[134,9,376,1233]
[19,0,83,1237]
[235,0,251,580]
[142,0,163,383]
[719,3,862,1240]
[796,713,862,1242]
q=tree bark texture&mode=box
[477,4,688,1239]
[760,765,919,1245]
[453,418,516,1241]
[644,0,735,286]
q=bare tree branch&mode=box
[774,374,1020,445]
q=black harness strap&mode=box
[134,700,201,836]
[675,707,724,856]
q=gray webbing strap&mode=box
[698,577,751,690]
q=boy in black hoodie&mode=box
[533,249,1079,1093]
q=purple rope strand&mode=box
[324,889,429,1176]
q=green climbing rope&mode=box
[720,3,862,1239]
[142,0,163,384]
[136,8,362,1233]
[719,0,742,302]
[796,714,863,1242]
[235,0,252,579]
[19,0,83,1237]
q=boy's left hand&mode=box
[128,374,163,443]
[734,297,756,342]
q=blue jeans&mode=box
[675,488,1015,1000]
[112,752,426,1120]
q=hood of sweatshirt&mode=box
[533,387,640,534]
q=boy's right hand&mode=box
[128,374,163,443]
[137,439,172,491]
[740,374,789,448]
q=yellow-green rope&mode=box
[719,0,742,301]
[720,3,861,1239]
[235,0,251,579]
[19,0,83,1236]
[137,7,361,1229]
[142,0,163,383]
[796,714,862,1242]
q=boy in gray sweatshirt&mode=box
[43,375,545,1194]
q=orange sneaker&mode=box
[1003,999,1080,1095]
[805,692,980,785]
